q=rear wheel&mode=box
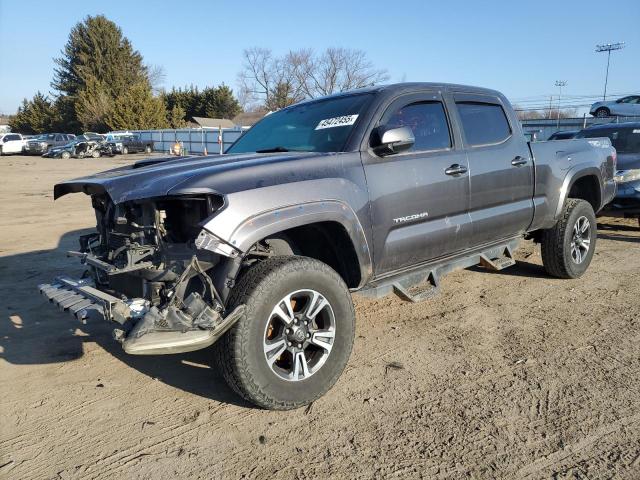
[541,199,597,279]
[215,256,355,410]
[145,145,152,154]
[595,107,610,118]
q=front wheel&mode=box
[541,199,597,279]
[595,107,610,118]
[91,150,100,158]
[60,151,71,160]
[215,256,355,410]
[122,146,129,154]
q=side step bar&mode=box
[357,239,520,303]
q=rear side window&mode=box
[456,102,511,146]
[384,101,451,152]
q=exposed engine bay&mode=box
[40,193,248,355]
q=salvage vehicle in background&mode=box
[576,122,640,228]
[590,95,640,118]
[40,83,616,410]
[42,139,115,159]
[25,133,76,154]
[79,132,106,142]
[106,133,153,154]
[0,133,26,155]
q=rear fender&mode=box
[555,166,604,218]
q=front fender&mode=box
[201,178,373,286]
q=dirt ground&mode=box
[1,155,639,480]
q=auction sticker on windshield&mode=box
[315,114,359,130]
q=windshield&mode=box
[576,126,640,154]
[227,93,373,154]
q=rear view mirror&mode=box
[372,126,415,156]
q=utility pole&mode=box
[555,81,566,128]
[595,42,625,100]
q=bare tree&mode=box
[238,47,389,110]
[146,64,166,95]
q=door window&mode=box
[456,102,512,146]
[384,102,451,152]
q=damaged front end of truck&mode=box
[39,184,246,355]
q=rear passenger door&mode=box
[362,91,472,275]
[452,94,534,245]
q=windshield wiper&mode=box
[255,146,291,153]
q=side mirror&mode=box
[372,126,415,156]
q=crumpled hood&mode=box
[54,152,328,203]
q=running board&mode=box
[357,238,520,303]
[121,305,245,355]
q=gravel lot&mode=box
[1,155,639,479]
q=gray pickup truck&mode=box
[41,83,616,409]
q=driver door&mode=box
[361,91,472,276]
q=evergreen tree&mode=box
[204,85,242,119]
[106,82,168,130]
[168,104,187,128]
[9,92,57,134]
[52,15,147,98]
[51,15,154,131]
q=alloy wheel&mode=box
[570,216,591,264]
[263,289,336,382]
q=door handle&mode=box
[445,164,468,176]
[511,156,528,166]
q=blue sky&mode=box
[1,0,638,114]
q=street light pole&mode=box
[555,80,566,128]
[595,42,625,100]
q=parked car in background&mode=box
[548,130,579,141]
[590,95,640,118]
[0,133,26,155]
[106,133,153,154]
[42,139,115,159]
[576,122,640,227]
[25,133,76,154]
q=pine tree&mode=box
[106,82,168,130]
[168,104,187,128]
[204,85,242,119]
[9,92,57,134]
[52,15,147,99]
[51,15,155,131]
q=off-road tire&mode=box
[595,107,610,118]
[214,256,355,410]
[541,198,597,279]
